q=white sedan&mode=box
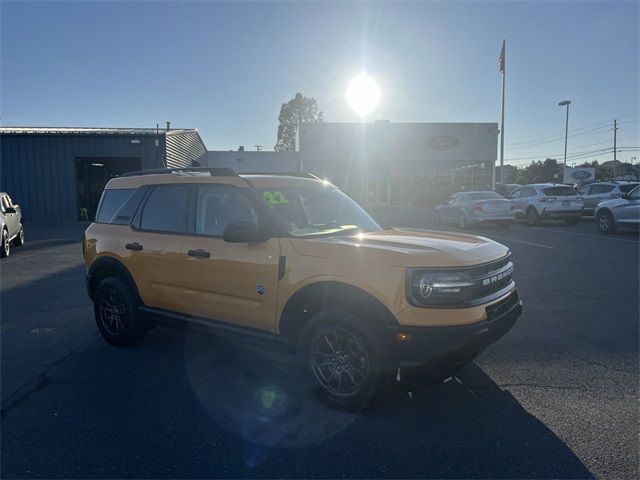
[435,191,515,229]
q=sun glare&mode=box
[345,73,380,117]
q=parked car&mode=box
[595,185,640,234]
[507,184,583,226]
[435,191,515,229]
[577,181,640,216]
[0,192,24,258]
[494,183,520,198]
[83,167,522,410]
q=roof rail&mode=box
[240,172,320,180]
[121,167,239,177]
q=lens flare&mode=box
[345,73,380,117]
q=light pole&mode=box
[558,100,571,166]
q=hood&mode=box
[290,228,509,268]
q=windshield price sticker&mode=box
[263,191,290,205]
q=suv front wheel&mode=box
[299,312,391,411]
[94,277,146,347]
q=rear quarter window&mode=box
[542,186,577,196]
[619,184,640,194]
[95,189,136,223]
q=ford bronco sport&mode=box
[83,167,522,409]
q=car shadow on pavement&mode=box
[1,314,593,479]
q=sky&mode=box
[1,0,638,166]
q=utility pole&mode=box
[612,119,619,179]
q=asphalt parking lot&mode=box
[1,220,638,479]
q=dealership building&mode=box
[207,121,499,206]
[0,126,206,222]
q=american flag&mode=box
[499,40,505,75]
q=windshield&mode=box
[468,192,502,200]
[258,185,381,237]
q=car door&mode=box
[439,194,458,221]
[180,184,281,333]
[507,188,524,215]
[122,184,192,313]
[615,187,640,225]
[1,196,18,237]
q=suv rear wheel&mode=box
[299,312,391,411]
[526,207,540,226]
[94,277,146,347]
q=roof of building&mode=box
[0,126,198,136]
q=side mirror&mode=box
[621,193,630,200]
[222,221,265,243]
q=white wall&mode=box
[206,151,300,173]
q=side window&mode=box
[509,189,521,199]
[448,194,458,204]
[196,185,258,236]
[600,185,615,194]
[521,187,534,197]
[140,185,190,233]
[96,189,136,223]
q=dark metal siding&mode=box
[0,133,165,222]
[165,130,207,168]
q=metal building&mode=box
[0,126,207,222]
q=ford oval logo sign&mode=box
[572,170,592,180]
[427,135,460,150]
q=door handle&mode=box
[125,242,143,251]
[187,249,211,258]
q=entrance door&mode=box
[180,184,281,332]
[75,157,141,221]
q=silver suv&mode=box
[507,184,583,226]
[595,185,640,233]
[0,192,24,258]
[577,181,640,216]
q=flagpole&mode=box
[499,40,506,186]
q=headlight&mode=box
[408,270,474,307]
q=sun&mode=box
[345,73,380,117]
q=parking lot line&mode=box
[531,227,640,244]
[485,234,555,249]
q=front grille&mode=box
[468,255,514,301]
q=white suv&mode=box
[507,184,583,226]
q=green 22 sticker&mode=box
[263,191,290,205]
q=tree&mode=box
[274,93,323,151]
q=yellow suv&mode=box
[83,167,522,409]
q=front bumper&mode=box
[386,290,522,375]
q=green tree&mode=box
[274,93,323,151]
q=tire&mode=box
[1,229,9,258]
[434,211,441,226]
[597,210,616,234]
[526,207,540,226]
[458,212,468,229]
[94,277,146,347]
[13,225,24,246]
[565,218,579,226]
[298,311,392,411]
